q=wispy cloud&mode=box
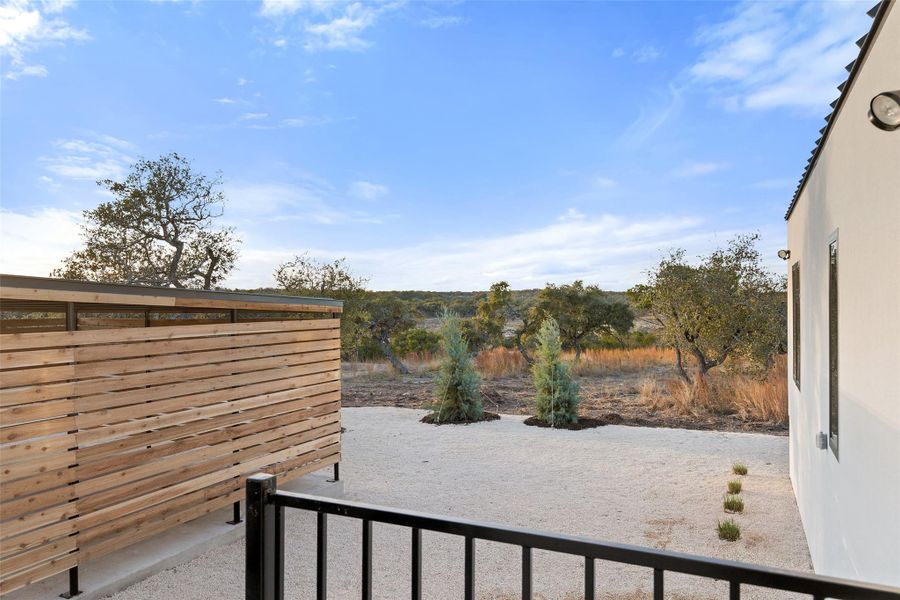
[0,0,90,79]
[618,84,683,150]
[591,177,618,189]
[690,1,871,111]
[671,161,728,178]
[225,180,383,226]
[632,45,661,63]
[258,0,403,52]
[239,112,269,121]
[40,135,134,181]
[611,44,661,63]
[213,96,238,104]
[224,210,728,291]
[420,15,463,29]
[0,207,83,276]
[349,180,388,201]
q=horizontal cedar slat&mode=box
[75,378,340,446]
[0,317,339,351]
[75,364,339,428]
[75,353,339,413]
[0,345,339,406]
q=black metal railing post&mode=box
[59,566,81,598]
[246,473,282,600]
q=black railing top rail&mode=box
[270,489,900,600]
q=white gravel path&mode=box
[106,407,811,600]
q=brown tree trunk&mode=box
[515,332,533,365]
[378,335,409,374]
[674,345,691,384]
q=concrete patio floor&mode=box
[105,407,810,600]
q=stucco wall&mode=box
[786,2,900,587]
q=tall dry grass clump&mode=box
[712,356,788,423]
[641,355,788,424]
[569,347,675,376]
[475,347,527,378]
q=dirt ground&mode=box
[342,365,788,435]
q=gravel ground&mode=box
[106,407,810,600]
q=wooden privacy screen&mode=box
[0,315,342,595]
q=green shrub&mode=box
[732,462,748,476]
[392,327,441,356]
[429,311,483,422]
[717,519,741,541]
[723,494,744,513]
[727,479,743,494]
[531,317,580,426]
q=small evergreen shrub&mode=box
[727,479,743,494]
[429,311,483,422]
[723,494,744,513]
[732,462,748,476]
[531,317,580,426]
[717,519,741,541]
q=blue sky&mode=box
[0,0,872,290]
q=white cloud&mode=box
[221,211,757,291]
[632,45,660,63]
[349,180,388,201]
[0,207,83,276]
[237,77,251,86]
[259,0,332,18]
[41,136,134,181]
[225,180,381,225]
[618,84,683,150]
[259,0,403,53]
[0,0,89,80]
[690,1,871,111]
[611,47,625,58]
[213,96,237,104]
[239,112,269,120]
[420,15,463,29]
[671,161,728,178]
[591,176,618,189]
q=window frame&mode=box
[791,261,801,391]
[828,230,839,459]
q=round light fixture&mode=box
[777,249,791,261]
[869,91,900,131]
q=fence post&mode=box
[246,473,282,600]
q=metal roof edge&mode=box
[784,0,893,221]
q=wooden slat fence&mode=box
[0,317,341,595]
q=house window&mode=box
[829,236,839,458]
[792,262,800,390]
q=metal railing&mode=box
[245,473,900,600]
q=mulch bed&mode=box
[420,411,501,425]
[523,415,609,430]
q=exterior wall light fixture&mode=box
[778,249,791,261]
[869,90,900,131]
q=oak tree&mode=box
[53,153,239,289]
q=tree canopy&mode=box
[533,280,634,360]
[53,152,239,289]
[628,234,786,383]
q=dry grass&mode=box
[568,347,675,376]
[472,346,674,379]
[638,356,787,424]
[474,347,527,379]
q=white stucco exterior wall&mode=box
[786,2,900,587]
